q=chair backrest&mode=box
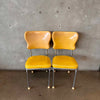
[24,31,51,49]
[52,32,78,50]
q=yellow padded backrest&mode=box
[52,32,78,50]
[24,31,51,49]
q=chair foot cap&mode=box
[46,70,48,72]
[28,87,31,90]
[31,71,34,74]
[48,86,50,89]
[67,71,70,74]
[52,86,55,89]
[72,87,75,90]
[54,70,56,72]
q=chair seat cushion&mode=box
[25,55,51,69]
[52,55,78,69]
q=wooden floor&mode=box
[0,70,100,100]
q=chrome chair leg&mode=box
[26,70,30,90]
[72,69,77,90]
[48,69,50,88]
[52,69,55,88]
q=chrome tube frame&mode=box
[25,49,51,89]
[52,50,78,89]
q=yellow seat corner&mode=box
[25,55,51,69]
[52,55,78,69]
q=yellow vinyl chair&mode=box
[24,31,51,90]
[52,31,79,90]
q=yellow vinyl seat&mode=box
[25,55,51,69]
[52,55,78,69]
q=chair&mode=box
[52,31,79,90]
[24,31,51,90]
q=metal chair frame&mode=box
[52,50,78,90]
[26,49,51,90]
